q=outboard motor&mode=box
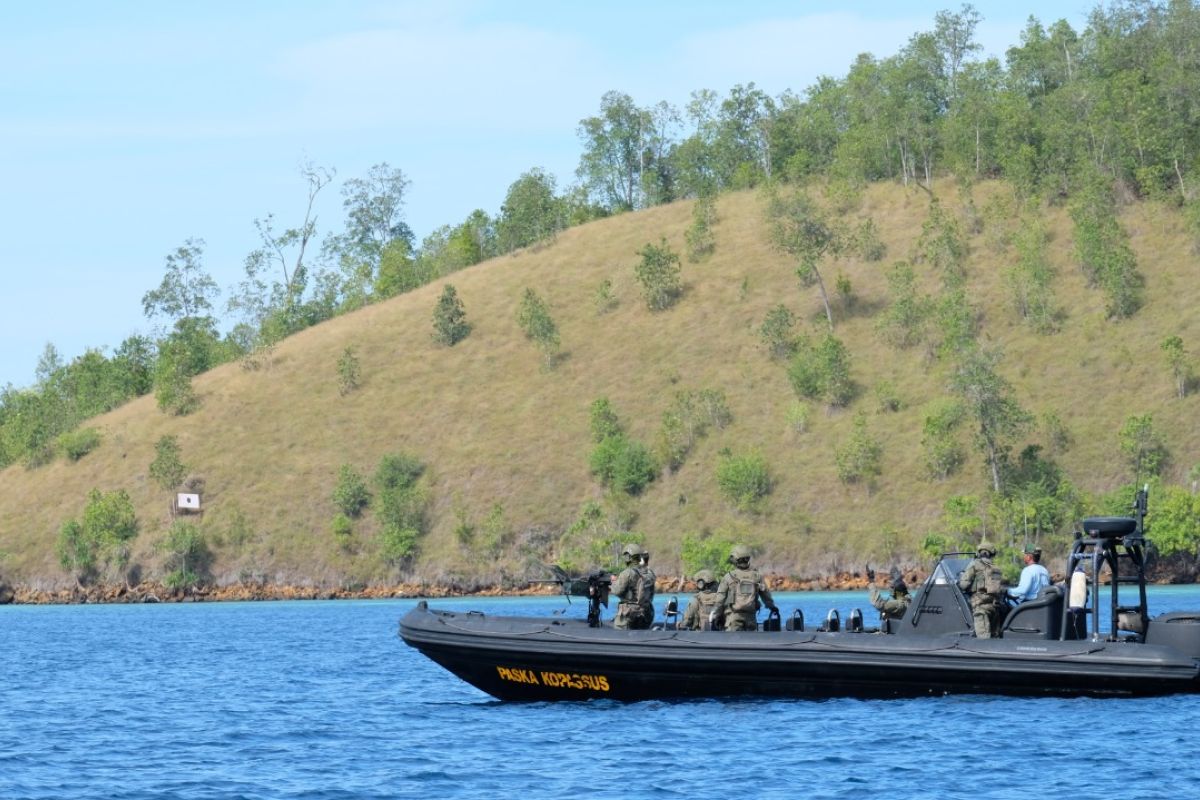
[821,609,841,632]
[847,608,863,632]
[785,609,805,632]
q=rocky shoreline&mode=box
[0,571,917,605]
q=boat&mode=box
[399,488,1200,700]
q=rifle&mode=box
[535,564,613,628]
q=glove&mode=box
[865,564,875,582]
[767,602,779,613]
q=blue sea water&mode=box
[3,587,1200,800]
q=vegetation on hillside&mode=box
[4,2,1200,590]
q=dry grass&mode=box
[2,179,1198,587]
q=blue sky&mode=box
[0,0,1095,390]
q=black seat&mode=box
[1082,516,1137,539]
[1002,585,1063,639]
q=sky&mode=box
[0,0,1096,391]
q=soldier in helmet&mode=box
[957,539,1005,638]
[680,570,723,631]
[715,544,778,632]
[612,542,655,630]
[866,565,910,621]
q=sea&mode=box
[4,587,1200,800]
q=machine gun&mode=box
[538,565,613,628]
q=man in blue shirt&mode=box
[1008,546,1051,603]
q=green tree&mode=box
[56,488,139,586]
[1004,216,1059,333]
[333,346,359,395]
[153,346,198,416]
[431,284,471,346]
[1161,335,1192,399]
[876,261,931,349]
[589,435,658,495]
[759,304,798,359]
[322,162,413,307]
[149,435,187,492]
[373,452,428,566]
[333,464,371,518]
[685,194,717,262]
[716,450,772,512]
[516,288,561,367]
[588,397,623,442]
[1118,413,1168,480]
[787,332,855,408]
[141,238,220,326]
[496,168,564,253]
[766,187,844,330]
[633,239,683,311]
[835,411,884,489]
[158,521,211,592]
[576,91,656,212]
[921,398,967,479]
[949,346,1033,493]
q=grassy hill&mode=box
[2,180,1198,591]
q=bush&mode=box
[922,399,966,480]
[787,333,855,407]
[331,513,354,549]
[58,427,101,462]
[158,520,211,592]
[633,239,682,311]
[432,283,471,346]
[57,488,139,584]
[516,287,560,367]
[588,397,623,442]
[373,452,428,565]
[835,412,884,487]
[716,450,771,512]
[759,305,798,359]
[593,278,617,314]
[337,347,361,395]
[149,435,187,492]
[333,464,371,518]
[685,196,716,262]
[589,435,658,495]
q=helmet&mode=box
[891,578,909,596]
[977,540,996,558]
[693,569,716,590]
[729,544,753,567]
[621,542,647,563]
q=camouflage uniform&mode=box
[869,581,911,620]
[612,563,655,630]
[681,589,724,631]
[716,561,776,632]
[957,549,1002,639]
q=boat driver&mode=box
[612,543,656,630]
[715,544,778,632]
[1008,546,1051,603]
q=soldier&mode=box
[957,540,1004,638]
[866,566,910,621]
[715,544,778,632]
[680,570,723,631]
[611,543,655,630]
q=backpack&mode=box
[983,564,1003,596]
[632,566,655,607]
[731,574,759,613]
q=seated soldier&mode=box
[680,570,723,630]
[867,565,911,621]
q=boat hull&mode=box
[399,603,1200,701]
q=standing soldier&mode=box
[715,544,778,632]
[612,543,655,630]
[680,570,723,630]
[957,540,1004,638]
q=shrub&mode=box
[716,450,771,512]
[853,217,886,261]
[373,452,428,565]
[633,239,682,311]
[158,520,210,592]
[588,397,623,442]
[921,398,966,480]
[149,435,187,492]
[835,412,884,488]
[685,195,717,262]
[153,350,198,416]
[787,333,855,407]
[516,287,560,367]
[331,514,354,549]
[593,278,617,314]
[58,427,101,462]
[432,283,471,346]
[56,488,139,584]
[785,401,810,435]
[589,435,658,495]
[656,388,733,471]
[337,346,361,395]
[1118,414,1168,479]
[759,305,798,359]
[333,464,371,518]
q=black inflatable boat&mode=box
[399,492,1200,701]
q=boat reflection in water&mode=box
[400,489,1200,701]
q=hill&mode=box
[1,180,1198,592]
